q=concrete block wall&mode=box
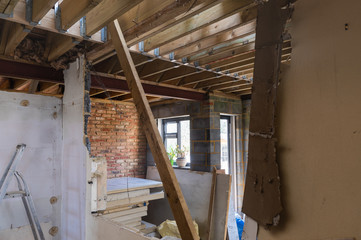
[87,100,147,178]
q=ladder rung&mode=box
[5,190,27,198]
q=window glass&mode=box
[221,118,229,174]
[162,117,191,165]
[166,122,177,133]
[180,120,190,162]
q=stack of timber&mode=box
[102,177,164,231]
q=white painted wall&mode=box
[258,0,361,239]
[0,91,63,239]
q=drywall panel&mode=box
[258,0,361,239]
[0,91,62,240]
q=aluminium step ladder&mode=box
[0,144,45,240]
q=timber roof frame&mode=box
[0,0,293,102]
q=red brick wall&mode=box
[87,101,147,178]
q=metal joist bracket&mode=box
[138,41,144,53]
[80,16,91,40]
[55,3,66,33]
[101,27,107,42]
[154,48,160,58]
[25,0,40,26]
[169,52,175,62]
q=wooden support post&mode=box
[108,19,199,240]
[242,0,293,226]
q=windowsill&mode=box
[172,165,190,170]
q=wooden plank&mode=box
[4,23,33,56]
[111,211,147,223]
[107,189,150,202]
[48,35,79,61]
[159,10,257,56]
[3,0,19,15]
[174,25,255,60]
[107,177,162,194]
[143,0,255,52]
[85,0,143,36]
[197,42,255,66]
[122,0,222,46]
[206,167,217,240]
[242,0,291,226]
[59,0,103,30]
[0,0,10,13]
[108,20,199,240]
[1,0,102,42]
[0,21,11,55]
[32,0,58,23]
[106,191,164,209]
[103,206,148,219]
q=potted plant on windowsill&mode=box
[175,145,188,168]
[167,147,176,166]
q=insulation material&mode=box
[158,220,199,239]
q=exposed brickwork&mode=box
[88,101,147,178]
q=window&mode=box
[162,117,190,164]
[220,116,231,174]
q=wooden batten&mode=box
[108,19,199,240]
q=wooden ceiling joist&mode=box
[47,34,80,62]
[108,19,199,240]
[4,23,33,56]
[173,27,255,60]
[32,0,58,23]
[197,41,255,66]
[1,0,102,42]
[122,0,224,46]
[59,0,103,30]
[159,9,257,56]
[143,0,255,52]
[85,0,143,36]
[0,0,19,15]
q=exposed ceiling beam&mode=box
[32,0,58,23]
[0,0,20,15]
[0,58,209,101]
[13,79,31,90]
[48,35,80,62]
[0,59,64,82]
[188,33,256,63]
[197,41,255,66]
[4,23,33,56]
[123,0,222,46]
[143,0,255,52]
[159,9,257,56]
[0,21,11,54]
[174,27,255,60]
[90,73,207,101]
[85,0,143,36]
[1,0,102,42]
[59,0,103,30]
